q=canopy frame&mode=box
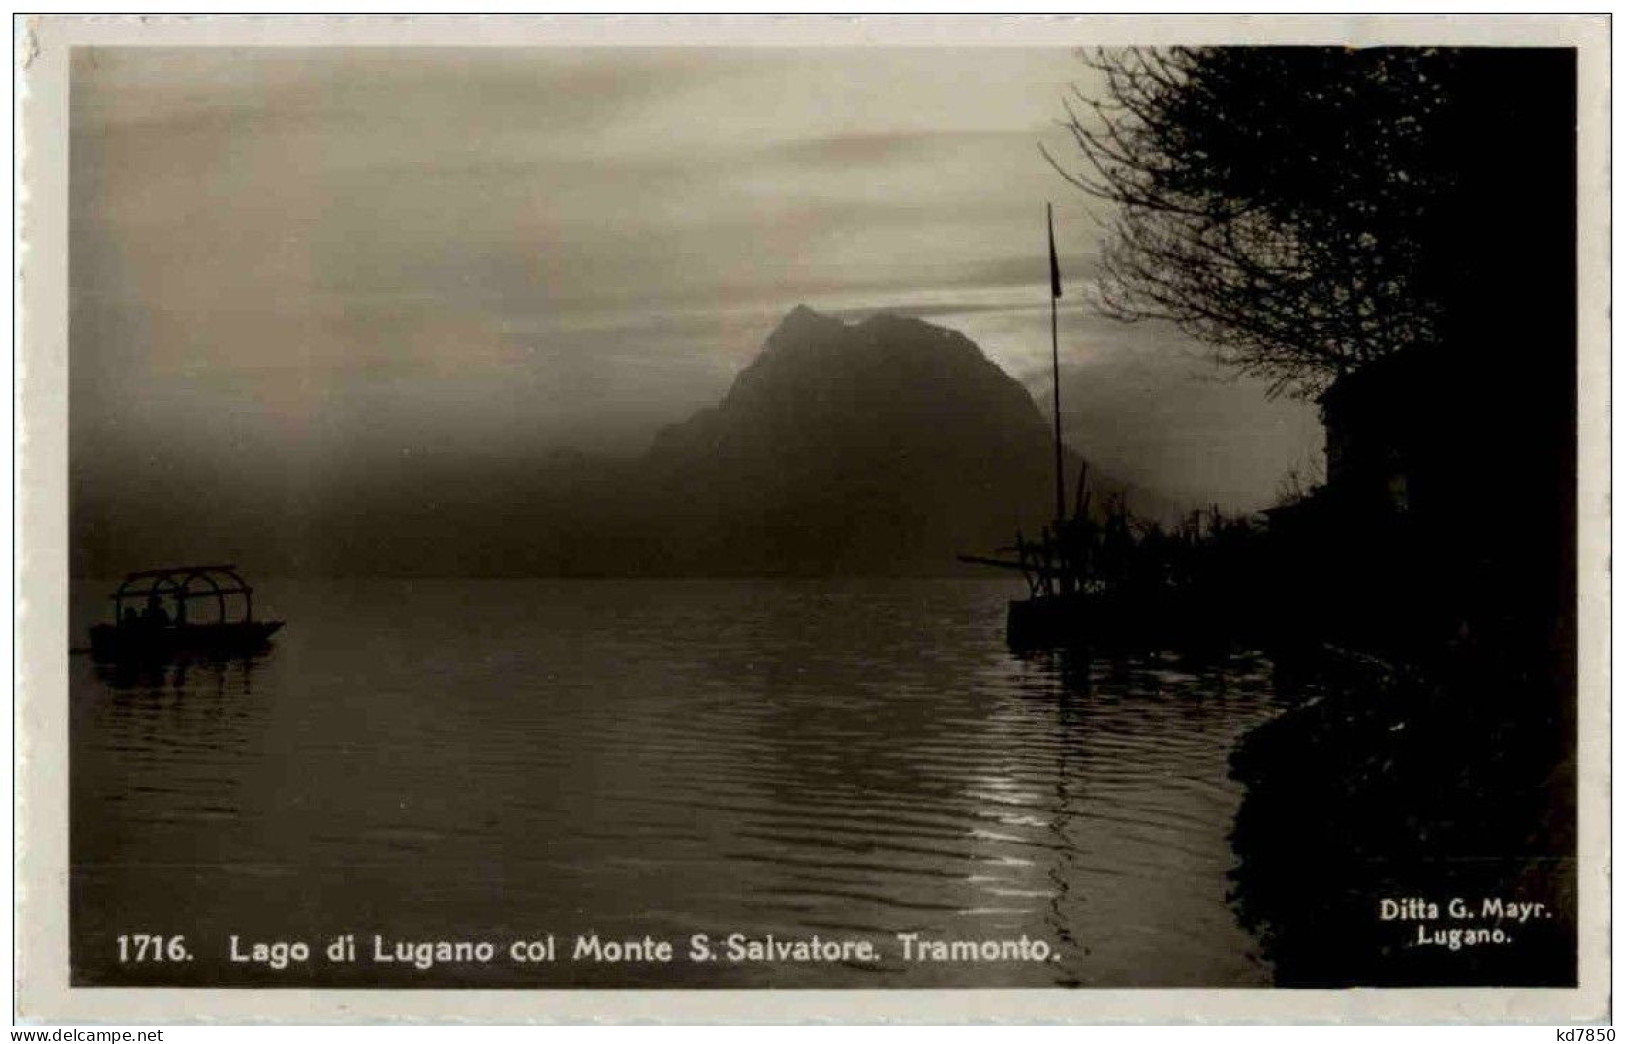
[111,565,254,625]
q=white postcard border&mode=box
[15,13,1611,1024]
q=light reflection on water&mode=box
[71,579,1278,987]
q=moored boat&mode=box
[958,203,1097,650]
[959,510,1103,651]
[87,564,284,662]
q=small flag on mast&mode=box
[1047,202,1062,299]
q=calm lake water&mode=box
[71,578,1281,987]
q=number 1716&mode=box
[115,934,190,962]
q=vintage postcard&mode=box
[14,14,1611,1024]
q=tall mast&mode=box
[1048,203,1065,524]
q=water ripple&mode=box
[71,578,1279,987]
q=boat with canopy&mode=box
[88,564,284,661]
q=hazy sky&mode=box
[71,47,1321,512]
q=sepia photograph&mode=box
[15,13,1610,1023]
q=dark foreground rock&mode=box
[1228,644,1576,987]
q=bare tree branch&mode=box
[1050,47,1459,396]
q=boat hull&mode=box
[89,621,285,662]
[1006,594,1092,651]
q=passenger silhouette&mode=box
[142,597,170,628]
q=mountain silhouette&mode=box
[72,306,1149,577]
[629,306,1105,575]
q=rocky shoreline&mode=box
[1228,643,1576,987]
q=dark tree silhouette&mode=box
[1050,48,1583,990]
[1045,47,1574,399]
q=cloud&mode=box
[69,46,1318,516]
